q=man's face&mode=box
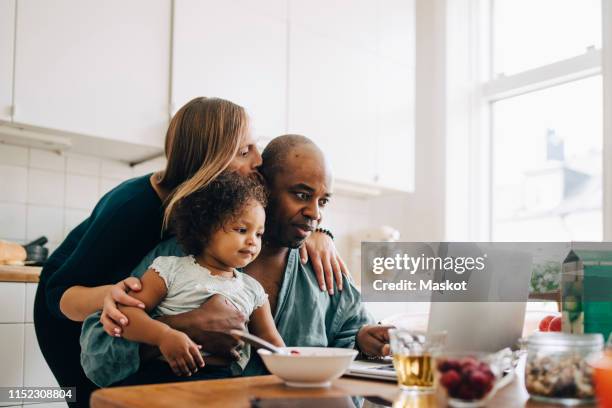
[265,146,333,248]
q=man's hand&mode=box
[160,294,247,361]
[356,325,394,357]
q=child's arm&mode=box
[118,269,205,376]
[248,300,285,347]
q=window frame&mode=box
[446,0,612,241]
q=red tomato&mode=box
[548,316,562,332]
[538,315,555,332]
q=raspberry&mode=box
[440,370,461,391]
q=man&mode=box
[81,135,391,384]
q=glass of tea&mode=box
[389,329,447,392]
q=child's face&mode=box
[205,201,266,269]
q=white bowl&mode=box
[258,347,358,388]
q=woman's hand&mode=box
[158,328,205,376]
[301,230,349,295]
[100,277,145,336]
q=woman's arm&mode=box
[60,285,111,321]
[301,230,350,295]
[248,300,285,347]
[59,277,144,322]
[44,184,162,320]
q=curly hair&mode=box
[170,171,268,256]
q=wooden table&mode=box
[91,368,593,408]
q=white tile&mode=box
[101,159,133,179]
[0,165,28,203]
[65,174,98,210]
[63,209,89,237]
[0,282,25,323]
[29,149,65,171]
[25,283,37,323]
[0,144,28,166]
[66,153,100,176]
[0,203,26,240]
[24,323,60,388]
[132,156,165,177]
[47,242,60,257]
[27,170,64,207]
[27,205,64,243]
[99,177,124,198]
[0,324,24,390]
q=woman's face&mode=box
[227,129,262,176]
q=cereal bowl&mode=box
[257,347,358,387]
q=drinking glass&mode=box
[389,329,447,392]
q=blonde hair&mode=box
[159,97,248,230]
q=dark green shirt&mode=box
[41,174,164,319]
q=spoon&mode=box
[229,329,288,355]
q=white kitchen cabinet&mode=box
[0,324,24,389]
[172,0,287,139]
[289,0,378,54]
[287,1,415,191]
[0,0,15,121]
[0,282,25,323]
[376,60,415,192]
[378,0,416,67]
[25,283,37,323]
[13,0,171,147]
[24,323,59,388]
[288,26,378,185]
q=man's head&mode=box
[260,135,333,248]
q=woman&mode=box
[34,97,347,408]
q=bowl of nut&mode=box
[435,352,502,407]
[525,332,604,405]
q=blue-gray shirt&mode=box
[80,238,373,386]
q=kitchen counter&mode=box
[0,264,41,283]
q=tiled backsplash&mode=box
[0,143,376,276]
[0,144,156,253]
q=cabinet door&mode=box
[376,0,415,191]
[289,0,378,53]
[0,282,25,323]
[13,0,171,147]
[0,0,15,121]
[288,26,378,185]
[376,61,415,192]
[24,323,59,387]
[172,0,287,139]
[0,324,24,394]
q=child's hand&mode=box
[158,329,205,376]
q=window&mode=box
[486,0,604,241]
[492,0,602,76]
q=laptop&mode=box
[345,243,532,382]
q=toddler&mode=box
[112,171,283,379]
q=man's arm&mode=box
[329,276,378,350]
